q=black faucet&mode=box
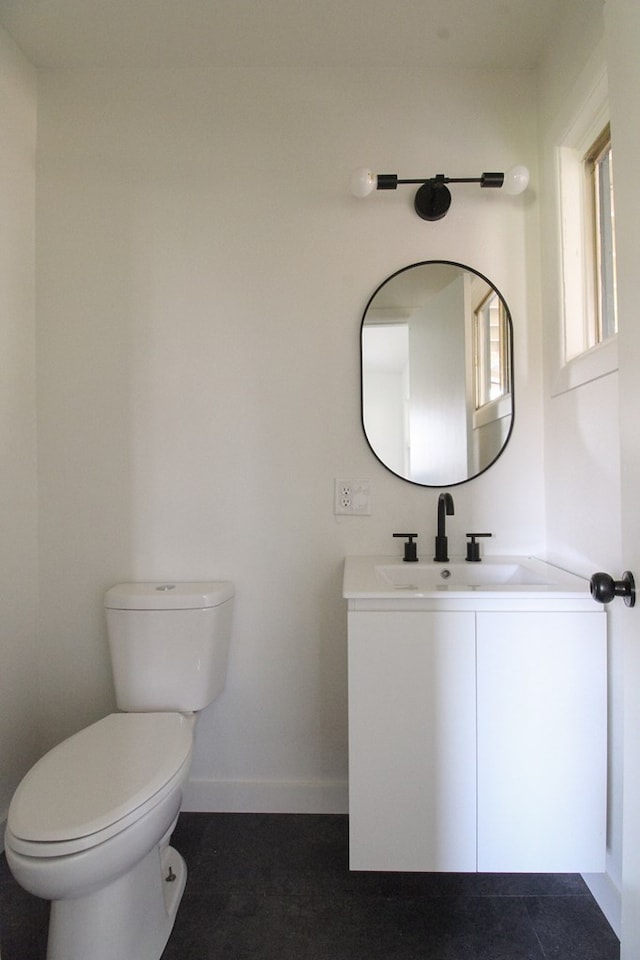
[434,493,455,562]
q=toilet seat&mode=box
[7,712,193,858]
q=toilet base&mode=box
[47,844,187,960]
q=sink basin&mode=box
[377,560,551,589]
[343,555,589,598]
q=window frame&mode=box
[584,125,617,345]
[552,69,618,397]
[473,290,510,411]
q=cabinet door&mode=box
[348,611,476,871]
[476,611,607,872]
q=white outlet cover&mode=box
[334,479,372,515]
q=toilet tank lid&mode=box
[104,581,234,610]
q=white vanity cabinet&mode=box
[347,594,607,874]
[476,611,607,872]
[348,611,477,871]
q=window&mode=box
[559,121,618,362]
[554,71,619,393]
[584,126,618,344]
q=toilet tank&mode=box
[104,582,234,712]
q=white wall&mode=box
[537,0,623,928]
[33,64,544,811]
[538,3,619,576]
[0,30,39,827]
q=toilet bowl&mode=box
[5,713,193,959]
[4,581,234,960]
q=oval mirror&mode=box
[361,260,514,487]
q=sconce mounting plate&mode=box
[414,181,452,221]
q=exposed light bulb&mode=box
[350,167,377,198]
[503,165,530,196]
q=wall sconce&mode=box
[350,165,529,220]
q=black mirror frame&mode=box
[360,259,515,488]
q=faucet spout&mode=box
[434,493,455,562]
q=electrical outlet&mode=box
[334,479,372,516]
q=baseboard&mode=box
[582,871,622,938]
[182,777,349,815]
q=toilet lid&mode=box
[8,713,192,844]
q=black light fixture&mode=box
[350,166,529,220]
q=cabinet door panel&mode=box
[348,611,476,871]
[476,611,606,872]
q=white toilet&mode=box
[4,580,234,960]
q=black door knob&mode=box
[590,571,636,607]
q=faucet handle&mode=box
[393,533,419,563]
[465,532,492,562]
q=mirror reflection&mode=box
[361,260,514,487]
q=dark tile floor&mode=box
[1,813,620,960]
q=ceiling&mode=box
[0,0,562,70]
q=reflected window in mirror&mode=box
[474,291,511,410]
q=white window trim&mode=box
[552,336,618,396]
[551,65,618,397]
[473,393,513,429]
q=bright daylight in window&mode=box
[585,126,618,345]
